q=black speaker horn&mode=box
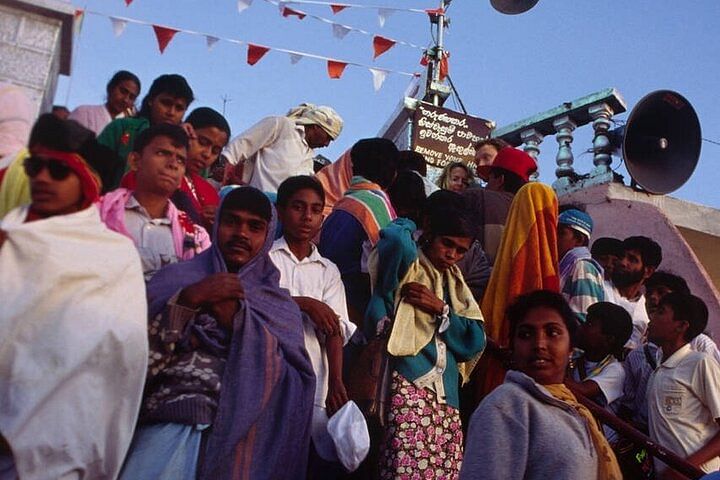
[608,90,701,195]
[490,0,539,15]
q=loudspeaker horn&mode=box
[490,0,539,15]
[609,90,701,195]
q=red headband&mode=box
[30,146,102,208]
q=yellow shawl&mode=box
[387,250,484,384]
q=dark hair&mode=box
[489,166,525,194]
[622,236,662,269]
[398,150,427,176]
[220,186,272,222]
[29,115,120,193]
[106,70,141,95]
[475,137,509,151]
[350,138,399,188]
[387,170,426,224]
[587,302,633,358]
[133,123,189,153]
[185,107,231,139]
[660,292,709,341]
[420,190,472,239]
[137,74,194,120]
[507,290,578,345]
[645,271,690,295]
[277,175,325,208]
[52,105,69,113]
[591,237,623,258]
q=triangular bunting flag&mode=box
[377,8,394,28]
[330,4,347,14]
[282,6,306,19]
[125,0,133,5]
[332,24,352,39]
[152,25,179,54]
[247,43,270,65]
[206,35,220,51]
[237,0,253,13]
[425,8,444,17]
[439,53,449,81]
[109,17,128,37]
[373,35,396,59]
[289,53,304,64]
[369,68,388,92]
[327,60,348,79]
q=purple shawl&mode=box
[146,187,315,479]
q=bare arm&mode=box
[565,377,603,400]
[325,333,349,416]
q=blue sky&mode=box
[56,0,720,208]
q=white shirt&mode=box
[124,195,177,280]
[222,116,314,193]
[647,344,720,473]
[604,281,650,349]
[68,104,112,135]
[268,238,356,460]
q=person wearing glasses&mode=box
[97,123,211,280]
[0,114,148,479]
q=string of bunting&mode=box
[259,0,425,58]
[244,0,433,20]
[77,9,419,91]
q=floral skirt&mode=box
[379,371,463,480]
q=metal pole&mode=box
[430,0,446,106]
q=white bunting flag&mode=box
[289,53,303,64]
[369,68,388,92]
[206,35,220,50]
[109,17,128,37]
[377,8,394,27]
[237,0,253,13]
[332,23,352,39]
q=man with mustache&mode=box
[120,187,315,479]
[98,123,210,280]
[605,236,662,349]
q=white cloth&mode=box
[691,334,720,365]
[68,104,113,135]
[124,195,178,279]
[221,116,315,193]
[647,344,720,473]
[269,238,356,461]
[327,401,370,472]
[604,281,650,349]
[0,205,148,480]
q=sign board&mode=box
[410,103,492,171]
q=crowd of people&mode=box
[1,70,719,480]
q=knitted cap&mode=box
[558,208,593,238]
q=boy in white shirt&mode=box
[268,175,356,478]
[647,292,720,476]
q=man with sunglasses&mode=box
[0,114,148,479]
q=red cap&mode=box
[476,147,537,183]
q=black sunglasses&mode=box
[24,156,73,181]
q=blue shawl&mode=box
[146,187,315,480]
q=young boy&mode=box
[98,74,194,190]
[566,302,633,443]
[646,293,720,475]
[98,123,210,280]
[269,175,356,478]
[122,107,230,228]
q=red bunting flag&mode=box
[372,35,395,59]
[152,25,178,54]
[125,0,133,5]
[439,52,449,81]
[425,8,444,17]
[282,6,306,19]
[327,60,348,79]
[247,43,270,65]
[330,4,347,14]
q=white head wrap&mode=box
[287,102,343,140]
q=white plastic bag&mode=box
[326,401,370,472]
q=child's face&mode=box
[423,235,472,271]
[577,315,609,356]
[133,135,187,196]
[648,302,683,345]
[278,188,324,243]
[148,93,188,125]
[187,126,228,175]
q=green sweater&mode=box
[97,117,150,190]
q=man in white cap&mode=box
[557,207,605,323]
[222,103,343,193]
